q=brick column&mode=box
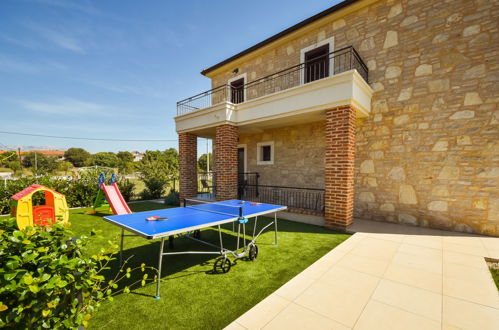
[215,124,238,201]
[179,132,197,201]
[325,105,356,229]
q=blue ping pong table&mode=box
[103,199,287,299]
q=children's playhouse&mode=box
[11,184,69,230]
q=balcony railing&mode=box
[177,46,368,116]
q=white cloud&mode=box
[0,56,40,74]
[31,0,100,15]
[25,22,85,53]
[19,98,107,115]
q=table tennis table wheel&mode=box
[213,257,231,274]
[193,230,201,239]
[249,244,258,261]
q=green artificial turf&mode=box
[67,202,350,329]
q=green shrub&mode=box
[0,218,154,328]
[164,191,180,206]
[139,178,165,200]
[118,179,135,202]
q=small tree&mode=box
[22,152,57,175]
[116,151,135,175]
[197,153,213,172]
[85,152,120,168]
[137,149,179,198]
[56,161,73,175]
[0,151,18,167]
[63,148,90,167]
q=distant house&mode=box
[131,151,144,162]
[175,0,499,236]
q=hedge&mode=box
[0,169,135,215]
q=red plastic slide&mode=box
[101,182,132,215]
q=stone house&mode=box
[175,0,499,236]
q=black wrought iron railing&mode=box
[177,46,368,116]
[239,184,324,214]
[197,171,215,193]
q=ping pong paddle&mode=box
[250,202,261,205]
[145,216,168,221]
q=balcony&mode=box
[176,46,372,135]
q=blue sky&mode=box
[0,0,339,153]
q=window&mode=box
[257,141,274,165]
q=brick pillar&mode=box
[179,132,197,201]
[215,124,238,201]
[325,105,356,229]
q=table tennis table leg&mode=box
[274,213,278,246]
[155,237,165,300]
[119,228,124,267]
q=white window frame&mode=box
[299,37,334,85]
[257,141,274,165]
[228,72,247,104]
[237,144,247,173]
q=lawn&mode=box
[68,202,350,329]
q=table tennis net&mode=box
[184,199,243,218]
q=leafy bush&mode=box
[164,191,180,206]
[139,178,165,200]
[118,179,135,202]
[0,218,155,328]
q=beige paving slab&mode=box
[294,281,371,327]
[335,252,390,277]
[443,296,499,330]
[349,237,400,260]
[235,294,290,329]
[481,236,499,250]
[318,265,380,297]
[443,235,487,248]
[398,242,442,259]
[443,241,488,256]
[383,260,443,293]
[443,261,495,283]
[274,273,314,301]
[404,235,443,250]
[486,248,499,258]
[391,251,442,274]
[371,279,442,321]
[225,321,247,330]
[353,300,440,330]
[262,302,350,330]
[365,232,406,243]
[443,275,499,308]
[443,250,489,269]
[299,249,347,280]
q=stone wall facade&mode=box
[207,0,499,235]
[238,121,325,188]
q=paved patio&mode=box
[226,219,499,330]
